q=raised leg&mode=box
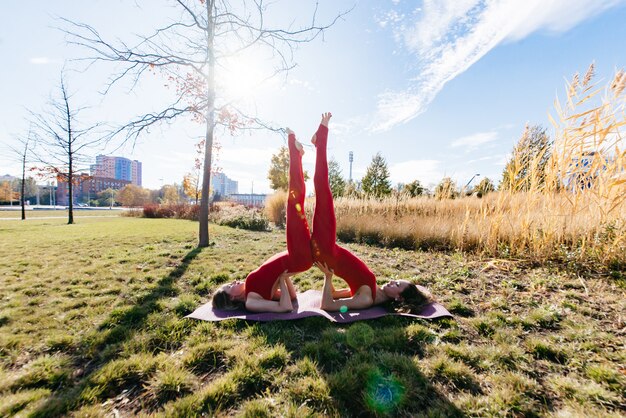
[310,123,336,260]
[285,132,312,272]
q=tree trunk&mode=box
[198,0,215,247]
[21,152,26,221]
[66,90,74,225]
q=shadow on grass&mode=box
[29,247,204,417]
[251,317,467,417]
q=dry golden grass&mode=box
[264,190,287,228]
[329,189,625,267]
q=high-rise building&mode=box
[131,160,142,187]
[211,172,238,197]
[92,155,142,186]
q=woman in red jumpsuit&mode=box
[311,113,432,314]
[212,128,312,312]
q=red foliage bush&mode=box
[142,203,201,220]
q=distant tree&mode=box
[7,130,34,219]
[183,174,201,204]
[267,146,309,191]
[361,152,392,198]
[434,177,458,200]
[162,184,181,204]
[146,189,160,205]
[328,158,346,198]
[117,184,149,207]
[183,139,204,204]
[343,181,362,198]
[474,177,495,197]
[0,182,16,203]
[96,188,117,207]
[402,180,424,197]
[12,178,39,203]
[501,124,552,191]
[29,74,102,224]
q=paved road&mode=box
[0,215,120,221]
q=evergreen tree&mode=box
[267,146,309,191]
[361,152,392,198]
[501,124,552,191]
[328,158,346,198]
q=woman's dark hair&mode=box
[385,283,434,314]
[212,287,245,310]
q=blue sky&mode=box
[1,0,626,193]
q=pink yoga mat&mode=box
[186,289,452,323]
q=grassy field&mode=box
[0,216,624,417]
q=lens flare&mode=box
[364,370,405,414]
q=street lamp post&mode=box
[464,174,480,193]
[348,151,353,183]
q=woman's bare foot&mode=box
[320,112,332,127]
[312,112,332,146]
[286,127,304,156]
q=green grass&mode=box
[0,216,624,416]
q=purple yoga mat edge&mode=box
[186,289,453,323]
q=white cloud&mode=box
[466,154,504,164]
[389,159,441,185]
[375,9,405,29]
[372,0,626,131]
[287,78,316,92]
[449,131,498,150]
[29,57,56,65]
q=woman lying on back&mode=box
[211,128,312,312]
[309,112,433,314]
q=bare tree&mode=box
[30,74,103,224]
[6,129,34,220]
[62,0,348,247]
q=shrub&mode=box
[142,203,201,220]
[264,191,287,228]
[210,204,270,231]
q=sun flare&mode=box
[216,50,274,102]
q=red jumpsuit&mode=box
[244,133,313,300]
[310,125,377,299]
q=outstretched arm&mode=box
[316,262,373,311]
